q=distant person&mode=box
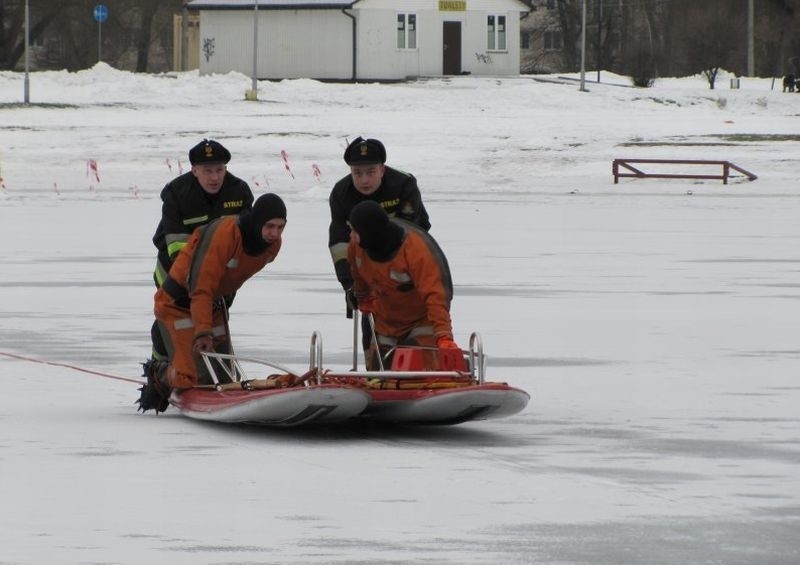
[783,74,796,93]
[347,200,458,371]
[328,137,431,353]
[149,139,254,361]
[137,193,287,413]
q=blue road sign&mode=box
[93,5,108,23]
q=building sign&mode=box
[439,1,466,11]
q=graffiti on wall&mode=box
[203,38,216,62]
[475,52,494,64]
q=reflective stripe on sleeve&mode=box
[329,242,349,263]
[183,215,209,227]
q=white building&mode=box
[187,0,531,80]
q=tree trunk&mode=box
[135,0,161,72]
[2,5,62,70]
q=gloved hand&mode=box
[437,337,460,350]
[358,295,378,315]
[192,333,214,354]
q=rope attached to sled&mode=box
[0,351,142,384]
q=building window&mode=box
[521,31,532,50]
[487,15,506,51]
[544,30,563,50]
[397,14,417,49]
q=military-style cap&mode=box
[189,139,231,165]
[343,137,386,166]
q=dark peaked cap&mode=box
[189,139,231,165]
[343,137,386,165]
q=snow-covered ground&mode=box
[1,65,798,564]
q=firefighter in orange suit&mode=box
[347,200,460,370]
[136,193,287,413]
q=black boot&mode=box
[136,359,171,414]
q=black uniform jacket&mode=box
[151,171,253,286]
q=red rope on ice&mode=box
[0,351,142,384]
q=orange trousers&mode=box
[154,290,231,389]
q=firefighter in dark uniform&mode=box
[148,139,254,361]
[328,137,431,354]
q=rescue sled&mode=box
[169,336,370,426]
[321,319,530,425]
[169,322,529,426]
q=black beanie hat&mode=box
[343,137,386,166]
[349,200,404,262]
[239,193,287,255]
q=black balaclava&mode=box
[349,200,404,263]
[239,193,287,256]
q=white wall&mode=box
[199,10,353,80]
[355,9,425,80]
[460,10,522,76]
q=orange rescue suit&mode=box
[155,217,281,388]
[348,226,453,343]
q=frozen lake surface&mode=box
[0,66,798,564]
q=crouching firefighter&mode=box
[347,200,460,371]
[136,193,287,413]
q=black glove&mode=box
[345,287,358,319]
[345,287,358,310]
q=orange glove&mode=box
[358,296,378,315]
[437,337,460,350]
[192,333,214,354]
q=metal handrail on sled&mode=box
[469,332,486,385]
[322,333,486,383]
[199,351,303,387]
[309,330,324,385]
[315,312,489,384]
[198,327,489,387]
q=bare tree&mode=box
[134,0,162,72]
[669,0,743,88]
[0,0,70,69]
[554,0,583,71]
[520,25,552,73]
[592,0,621,75]
[760,0,799,77]
[1,0,182,72]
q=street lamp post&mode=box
[250,0,259,99]
[596,0,602,83]
[747,0,754,76]
[579,0,587,92]
[181,1,189,71]
[24,0,30,104]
